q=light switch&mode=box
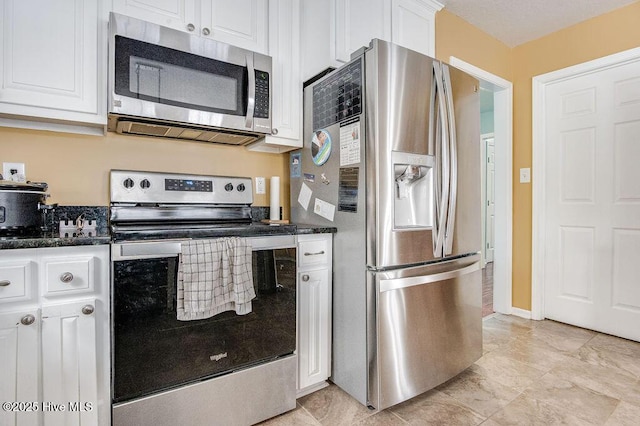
[520,168,531,183]
[255,177,266,194]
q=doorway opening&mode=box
[450,57,513,317]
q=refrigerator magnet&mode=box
[311,129,332,166]
[290,153,301,178]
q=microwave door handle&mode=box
[443,64,457,256]
[245,54,256,129]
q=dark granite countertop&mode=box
[0,230,112,250]
[0,224,335,250]
[0,203,334,250]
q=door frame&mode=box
[450,57,513,315]
[481,133,495,266]
[531,47,640,320]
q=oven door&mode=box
[110,236,296,403]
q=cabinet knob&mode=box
[81,305,94,315]
[21,314,36,326]
[272,128,279,135]
[59,272,74,283]
[0,280,10,287]
[202,27,211,36]
[187,23,196,32]
[302,274,309,282]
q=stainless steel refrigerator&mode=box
[290,39,482,410]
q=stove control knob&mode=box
[140,179,151,189]
[123,178,135,189]
[237,183,246,192]
[225,183,234,192]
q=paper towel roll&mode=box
[270,176,280,220]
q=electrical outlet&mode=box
[519,168,531,183]
[3,162,26,182]
[255,177,266,194]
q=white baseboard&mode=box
[510,307,533,320]
[296,381,329,399]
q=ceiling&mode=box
[440,0,639,47]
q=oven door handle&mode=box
[112,235,297,260]
[114,241,183,260]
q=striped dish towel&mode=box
[177,237,255,321]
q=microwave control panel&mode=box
[254,70,270,119]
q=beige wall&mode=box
[0,127,290,217]
[437,2,640,311]
[510,1,640,310]
[436,10,512,81]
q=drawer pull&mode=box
[21,314,35,326]
[302,274,310,282]
[304,251,325,256]
[60,272,74,283]
[81,305,95,315]
[0,280,10,287]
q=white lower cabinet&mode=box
[297,234,332,395]
[0,309,39,426]
[42,300,99,426]
[0,245,109,426]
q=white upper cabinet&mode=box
[0,0,106,132]
[112,0,268,54]
[201,0,268,54]
[110,0,197,33]
[391,0,441,57]
[333,0,391,63]
[247,0,302,153]
[302,0,442,81]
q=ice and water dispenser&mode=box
[392,151,434,229]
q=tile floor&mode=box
[260,314,640,425]
[482,263,494,317]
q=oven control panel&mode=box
[110,170,253,204]
[165,179,213,192]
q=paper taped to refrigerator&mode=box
[340,119,361,166]
[314,198,335,221]
[298,182,312,210]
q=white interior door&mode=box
[542,58,640,341]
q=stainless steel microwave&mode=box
[107,12,272,145]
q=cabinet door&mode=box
[333,0,391,63]
[41,300,98,426]
[298,268,330,390]
[0,0,102,124]
[201,0,268,53]
[254,0,302,151]
[112,0,198,34]
[0,310,39,426]
[391,0,440,57]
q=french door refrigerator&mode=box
[290,39,482,410]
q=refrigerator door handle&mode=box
[429,64,440,254]
[379,261,480,293]
[433,62,449,257]
[442,64,458,255]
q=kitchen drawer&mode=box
[42,256,95,297]
[299,239,329,268]
[0,261,31,303]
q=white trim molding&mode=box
[449,57,513,316]
[510,307,532,320]
[531,46,640,321]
